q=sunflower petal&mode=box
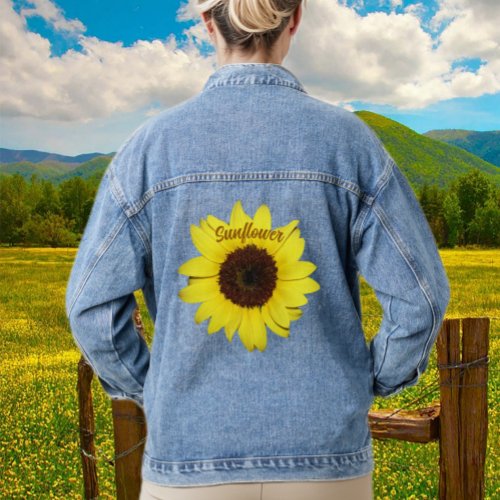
[268,221,299,254]
[178,255,220,277]
[248,307,267,351]
[178,278,220,303]
[287,307,303,321]
[224,302,242,342]
[262,303,290,338]
[238,308,255,351]
[199,218,213,235]
[278,260,317,280]
[194,295,224,324]
[206,214,229,229]
[274,232,305,266]
[190,224,228,263]
[230,200,252,227]
[207,298,231,334]
[274,283,308,307]
[201,218,234,252]
[253,204,272,230]
[278,275,320,294]
[267,294,290,328]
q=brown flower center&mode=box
[218,244,278,307]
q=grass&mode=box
[0,247,498,499]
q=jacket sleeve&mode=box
[353,157,451,398]
[65,164,151,409]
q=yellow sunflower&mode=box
[177,200,320,352]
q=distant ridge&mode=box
[355,111,499,188]
[0,155,114,183]
[2,112,499,188]
[0,147,112,165]
[422,129,500,167]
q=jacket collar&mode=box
[202,62,307,94]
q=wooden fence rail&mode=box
[77,316,490,500]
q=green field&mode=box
[0,247,498,499]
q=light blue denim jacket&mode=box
[65,62,451,486]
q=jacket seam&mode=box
[108,165,153,261]
[352,203,370,259]
[371,201,437,383]
[143,445,372,469]
[67,212,128,317]
[372,156,395,200]
[372,295,395,380]
[351,157,393,254]
[203,80,307,94]
[124,170,375,217]
[109,297,145,393]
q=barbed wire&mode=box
[80,435,146,466]
[374,354,490,421]
[78,353,492,463]
[76,312,495,466]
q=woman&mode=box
[65,0,451,499]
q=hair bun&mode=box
[197,0,304,54]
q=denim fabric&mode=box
[65,62,451,486]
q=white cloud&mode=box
[20,0,85,33]
[0,0,499,124]
[285,0,499,108]
[432,0,500,61]
[0,0,216,121]
[403,2,427,21]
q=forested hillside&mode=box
[1,111,499,247]
[355,111,499,189]
[422,129,500,167]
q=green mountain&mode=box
[0,147,107,164]
[0,160,72,180]
[355,111,499,189]
[2,112,499,189]
[422,129,500,167]
[0,155,112,183]
[53,155,113,184]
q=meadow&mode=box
[0,247,498,499]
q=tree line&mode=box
[0,168,499,248]
[418,169,500,247]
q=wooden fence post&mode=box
[460,317,489,500]
[112,401,147,500]
[77,314,490,499]
[112,305,148,500]
[437,317,489,500]
[77,356,99,499]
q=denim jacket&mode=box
[65,62,451,486]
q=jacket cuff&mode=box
[373,372,419,398]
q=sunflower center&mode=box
[218,244,278,307]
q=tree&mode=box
[0,174,30,244]
[456,169,492,243]
[468,197,500,246]
[59,177,92,234]
[442,191,463,247]
[35,180,62,216]
[419,182,446,246]
[22,213,78,247]
[26,173,44,214]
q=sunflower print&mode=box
[177,200,320,352]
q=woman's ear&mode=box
[201,11,216,42]
[290,2,302,36]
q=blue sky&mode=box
[1,0,499,155]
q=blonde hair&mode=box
[196,0,305,56]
